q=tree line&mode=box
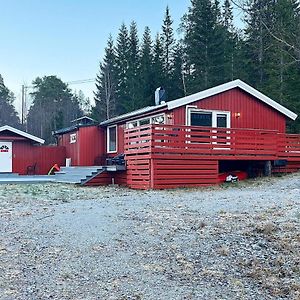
[0,75,91,143]
[0,0,300,144]
[93,0,300,132]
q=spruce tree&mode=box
[182,0,226,94]
[140,26,155,107]
[115,23,130,114]
[222,0,239,81]
[93,35,117,121]
[168,43,185,100]
[243,0,275,88]
[126,21,142,112]
[152,34,165,96]
[161,6,176,77]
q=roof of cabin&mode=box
[100,79,298,126]
[52,123,98,136]
[0,125,45,144]
[100,103,167,126]
[71,116,97,124]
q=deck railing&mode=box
[124,124,300,159]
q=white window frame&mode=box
[126,113,166,129]
[186,106,231,128]
[186,106,231,149]
[70,133,77,144]
[107,125,117,153]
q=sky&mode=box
[0,0,191,114]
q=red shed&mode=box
[0,125,65,175]
[54,116,105,166]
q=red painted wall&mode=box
[58,131,79,165]
[12,141,65,175]
[57,126,105,166]
[78,126,105,165]
[172,88,286,132]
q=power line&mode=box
[21,78,96,125]
[67,78,96,85]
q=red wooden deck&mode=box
[123,125,300,189]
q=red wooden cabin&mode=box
[0,125,65,175]
[56,80,300,189]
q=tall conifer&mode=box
[93,35,117,121]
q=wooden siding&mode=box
[126,156,151,189]
[78,126,104,165]
[151,158,218,189]
[84,171,127,187]
[12,141,66,175]
[124,125,300,189]
[172,88,286,132]
[58,126,105,166]
[84,172,112,186]
[58,130,80,165]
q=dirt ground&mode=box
[0,173,299,300]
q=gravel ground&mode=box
[0,173,299,300]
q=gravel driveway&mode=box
[0,173,299,300]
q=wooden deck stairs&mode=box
[54,166,126,185]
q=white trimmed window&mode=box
[126,114,165,129]
[187,107,230,128]
[107,125,117,153]
[70,133,77,144]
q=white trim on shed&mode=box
[0,125,45,144]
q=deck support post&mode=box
[264,160,272,177]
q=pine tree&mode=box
[0,75,21,128]
[222,0,238,81]
[243,0,276,88]
[125,21,142,112]
[160,6,178,100]
[27,76,81,143]
[115,23,130,114]
[182,0,226,94]
[76,90,91,116]
[140,26,155,106]
[152,34,165,95]
[168,43,185,100]
[161,6,176,76]
[93,35,117,121]
[244,0,300,132]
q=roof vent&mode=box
[155,87,166,106]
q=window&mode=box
[191,112,212,127]
[107,125,117,153]
[70,133,77,144]
[186,107,231,147]
[126,114,165,129]
[187,107,230,128]
[217,114,228,128]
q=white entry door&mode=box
[0,142,13,172]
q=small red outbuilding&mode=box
[0,125,65,175]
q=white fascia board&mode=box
[167,79,298,121]
[236,80,298,120]
[0,125,45,144]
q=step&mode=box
[0,173,19,178]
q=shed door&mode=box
[0,142,12,172]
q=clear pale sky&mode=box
[0,0,191,114]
